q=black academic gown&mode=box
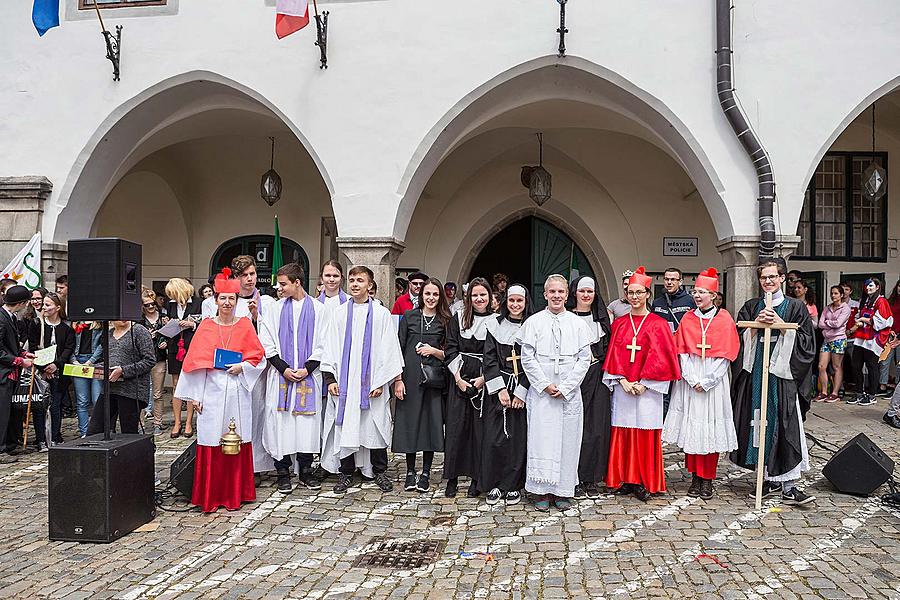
[480,316,530,492]
[392,309,446,453]
[729,296,815,478]
[575,311,613,484]
[442,312,493,481]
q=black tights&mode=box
[405,451,434,473]
[852,347,879,396]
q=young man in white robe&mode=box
[200,255,277,474]
[663,268,740,499]
[321,266,404,493]
[516,274,593,511]
[174,275,267,512]
[259,262,329,493]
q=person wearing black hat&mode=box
[0,286,35,463]
[391,271,428,317]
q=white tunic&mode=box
[516,309,593,497]
[604,375,669,430]
[173,360,266,448]
[320,300,404,476]
[259,295,329,460]
[663,325,739,454]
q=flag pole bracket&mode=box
[101,24,122,81]
[314,11,329,69]
[557,0,568,58]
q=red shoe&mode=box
[824,394,840,403]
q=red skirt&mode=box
[605,427,666,493]
[192,442,256,513]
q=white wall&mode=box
[3,0,900,250]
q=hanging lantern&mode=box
[863,103,887,202]
[260,136,282,207]
[520,133,552,207]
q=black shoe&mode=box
[276,471,295,494]
[749,481,782,499]
[374,472,393,492]
[633,485,651,502]
[404,471,418,491]
[584,482,601,499]
[782,487,815,505]
[573,484,585,498]
[612,483,634,495]
[485,488,503,505]
[333,474,353,494]
[444,479,458,498]
[698,478,714,500]
[416,473,430,493]
[466,481,480,498]
[883,413,900,429]
[312,464,328,482]
[687,474,702,497]
[299,469,322,490]
[857,394,877,407]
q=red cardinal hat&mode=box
[214,267,241,295]
[695,267,719,293]
[627,266,652,289]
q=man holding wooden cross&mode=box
[730,261,817,506]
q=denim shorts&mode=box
[820,339,847,355]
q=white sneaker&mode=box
[486,488,503,505]
[505,490,521,505]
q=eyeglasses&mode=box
[690,289,711,296]
[759,275,782,282]
[626,290,647,297]
[409,281,424,287]
[143,302,156,308]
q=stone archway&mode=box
[55,71,335,290]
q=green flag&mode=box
[272,215,283,280]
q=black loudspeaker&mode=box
[169,440,197,499]
[823,433,895,496]
[48,434,156,542]
[67,238,142,321]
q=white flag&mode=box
[2,232,43,290]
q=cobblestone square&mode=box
[1,401,898,600]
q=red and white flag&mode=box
[276,0,310,39]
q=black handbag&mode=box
[418,313,446,389]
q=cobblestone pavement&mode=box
[1,399,899,600]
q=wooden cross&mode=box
[696,334,712,360]
[736,291,799,510]
[506,349,522,378]
[626,336,642,363]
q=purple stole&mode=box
[336,299,374,426]
[318,289,348,304]
[277,296,317,415]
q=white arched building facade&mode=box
[2,0,900,309]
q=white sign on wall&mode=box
[663,237,698,257]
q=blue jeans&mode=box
[72,354,102,437]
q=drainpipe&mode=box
[716,0,776,261]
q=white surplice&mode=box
[516,309,593,497]
[173,360,266,448]
[320,300,404,476]
[259,295,329,461]
[663,309,738,454]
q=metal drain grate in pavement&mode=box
[352,538,447,569]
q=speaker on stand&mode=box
[48,238,156,543]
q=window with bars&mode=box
[79,0,166,9]
[795,152,887,261]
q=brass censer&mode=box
[220,418,242,455]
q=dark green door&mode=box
[530,218,594,310]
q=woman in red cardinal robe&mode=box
[174,270,266,512]
[663,268,739,500]
[603,267,680,502]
